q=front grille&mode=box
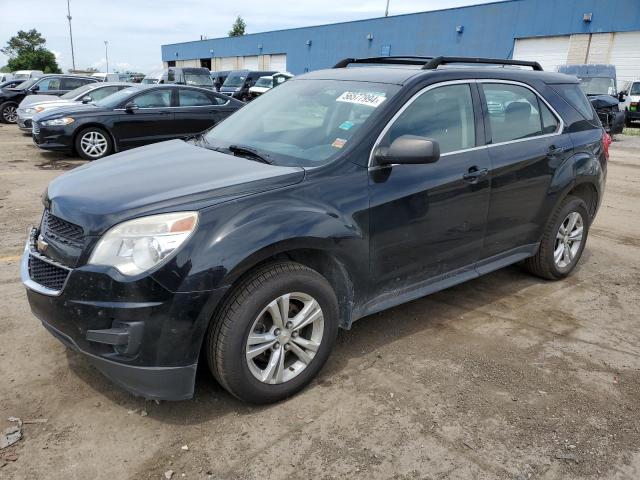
[28,254,70,291]
[32,122,40,135]
[42,210,84,248]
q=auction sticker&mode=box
[332,138,347,149]
[336,91,386,108]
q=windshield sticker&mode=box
[339,120,354,131]
[332,138,347,149]
[336,91,386,108]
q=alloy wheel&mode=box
[554,211,584,269]
[3,105,17,123]
[245,292,324,384]
[80,131,108,158]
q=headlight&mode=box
[88,212,199,276]
[41,117,74,126]
[25,107,36,114]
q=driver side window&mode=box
[385,84,476,155]
[132,90,172,108]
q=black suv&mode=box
[0,74,98,123]
[22,57,608,403]
[219,70,278,100]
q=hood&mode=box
[589,95,619,109]
[220,86,241,92]
[34,102,105,122]
[20,94,59,108]
[46,140,305,235]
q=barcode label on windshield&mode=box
[336,91,386,108]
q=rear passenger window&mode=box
[482,84,551,143]
[552,84,596,121]
[62,77,91,90]
[179,89,214,106]
[385,84,476,154]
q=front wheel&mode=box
[74,127,113,160]
[524,196,589,280]
[0,102,18,123]
[205,262,339,404]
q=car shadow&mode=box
[64,261,586,424]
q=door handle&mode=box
[547,145,567,156]
[463,167,489,183]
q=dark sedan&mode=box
[32,84,244,160]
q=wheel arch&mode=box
[72,123,118,154]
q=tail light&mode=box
[602,131,611,161]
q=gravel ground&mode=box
[0,124,639,480]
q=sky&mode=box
[1,0,504,74]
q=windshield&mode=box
[184,73,212,86]
[204,79,400,167]
[223,72,247,88]
[254,77,273,88]
[13,73,29,80]
[578,76,616,96]
[95,87,140,108]
[14,78,38,90]
[630,82,640,96]
[61,84,95,99]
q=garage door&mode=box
[513,36,570,73]
[609,32,640,84]
[220,57,236,70]
[243,55,259,70]
[269,54,287,72]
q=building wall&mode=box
[161,0,640,74]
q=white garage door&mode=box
[243,55,259,70]
[269,54,287,72]
[513,36,570,73]
[220,57,236,70]
[609,32,640,84]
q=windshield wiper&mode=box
[228,144,272,164]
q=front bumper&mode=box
[32,122,74,153]
[16,110,33,132]
[626,107,640,121]
[21,230,225,400]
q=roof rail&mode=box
[423,56,543,71]
[333,56,433,68]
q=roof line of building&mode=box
[161,0,519,48]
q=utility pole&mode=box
[66,0,76,70]
[385,0,390,17]
[104,41,109,73]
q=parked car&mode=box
[22,56,608,404]
[158,67,214,89]
[0,79,23,89]
[92,72,130,82]
[0,74,98,123]
[12,70,43,81]
[141,70,163,84]
[620,80,640,127]
[557,64,625,134]
[248,72,293,99]
[16,82,133,132]
[211,70,230,92]
[0,73,14,82]
[32,84,242,160]
[220,70,277,100]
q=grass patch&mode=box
[622,127,640,136]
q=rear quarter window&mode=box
[552,84,596,122]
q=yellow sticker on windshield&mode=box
[336,91,386,108]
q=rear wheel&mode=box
[75,127,113,160]
[205,262,339,404]
[0,102,18,124]
[524,196,589,280]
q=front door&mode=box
[112,88,175,149]
[369,82,491,296]
[174,88,235,136]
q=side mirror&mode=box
[30,84,40,92]
[375,135,440,165]
[618,92,626,102]
[81,95,92,104]
[124,101,139,112]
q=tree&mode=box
[228,16,246,37]
[1,29,61,73]
[1,29,46,58]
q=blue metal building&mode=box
[161,0,640,81]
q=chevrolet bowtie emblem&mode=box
[37,234,49,253]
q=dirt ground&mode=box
[1,124,639,480]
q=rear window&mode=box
[552,84,596,121]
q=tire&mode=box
[205,262,339,404]
[0,101,18,124]
[524,196,590,280]
[74,127,113,160]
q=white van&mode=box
[12,70,44,81]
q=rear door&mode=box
[478,81,573,264]
[174,88,236,136]
[368,81,491,294]
[111,88,175,149]
[60,77,95,95]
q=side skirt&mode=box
[351,243,539,325]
